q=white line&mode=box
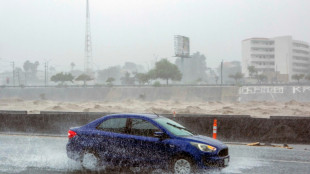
[269,159,310,164]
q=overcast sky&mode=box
[0,0,310,72]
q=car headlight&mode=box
[190,142,217,152]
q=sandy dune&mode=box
[0,98,309,118]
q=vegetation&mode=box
[247,66,258,79]
[135,73,151,85]
[150,59,182,85]
[50,72,74,85]
[75,74,93,86]
[97,66,122,84]
[153,81,161,87]
[229,72,244,84]
[106,77,115,86]
[291,74,305,84]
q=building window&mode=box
[293,43,309,49]
[293,49,309,55]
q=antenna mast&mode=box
[84,0,93,74]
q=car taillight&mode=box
[68,130,77,139]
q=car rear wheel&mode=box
[80,151,100,171]
[172,156,194,174]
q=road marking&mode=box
[269,159,310,164]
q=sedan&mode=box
[66,113,229,173]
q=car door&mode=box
[94,117,132,163]
[127,118,170,166]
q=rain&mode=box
[1,0,310,173]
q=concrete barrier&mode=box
[0,86,232,102]
[0,110,27,114]
[0,112,309,144]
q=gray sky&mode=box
[0,0,310,72]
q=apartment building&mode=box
[242,36,310,82]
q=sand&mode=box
[0,98,309,118]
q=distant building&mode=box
[217,61,241,84]
[242,36,310,82]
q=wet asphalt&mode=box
[0,134,310,174]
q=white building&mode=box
[242,36,310,82]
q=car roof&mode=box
[105,113,162,119]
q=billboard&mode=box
[174,35,190,58]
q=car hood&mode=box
[180,135,227,149]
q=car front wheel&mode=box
[172,156,194,174]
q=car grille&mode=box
[218,148,228,157]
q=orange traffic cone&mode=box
[213,119,217,139]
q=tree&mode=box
[135,73,151,85]
[75,74,93,86]
[106,77,115,86]
[229,72,244,84]
[150,59,182,85]
[248,66,257,79]
[97,66,122,84]
[291,74,304,84]
[50,72,74,85]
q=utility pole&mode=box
[45,62,47,87]
[11,62,15,86]
[84,0,93,74]
[44,62,49,87]
[220,60,223,86]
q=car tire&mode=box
[80,151,100,171]
[171,156,195,174]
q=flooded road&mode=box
[0,134,310,174]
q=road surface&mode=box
[0,134,310,174]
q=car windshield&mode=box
[153,117,195,137]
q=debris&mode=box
[246,142,293,149]
[247,142,260,146]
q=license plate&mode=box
[224,158,229,166]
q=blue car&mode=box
[66,113,229,173]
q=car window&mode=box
[130,118,160,137]
[154,117,194,137]
[97,118,127,134]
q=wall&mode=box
[0,86,239,102]
[239,86,310,102]
[0,111,309,144]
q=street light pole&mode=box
[11,61,15,86]
[220,60,223,86]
